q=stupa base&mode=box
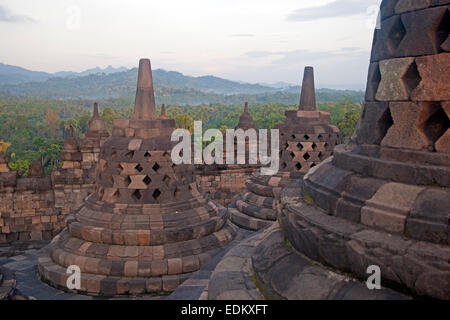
[228,172,294,231]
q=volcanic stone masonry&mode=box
[196,102,261,205]
[0,103,108,243]
[251,0,450,300]
[38,58,236,296]
[228,66,342,231]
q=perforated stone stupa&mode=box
[252,0,450,300]
[38,59,236,296]
[228,67,342,231]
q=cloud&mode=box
[287,0,381,22]
[230,34,256,38]
[0,5,35,23]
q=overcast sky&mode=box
[0,0,382,89]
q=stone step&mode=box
[228,208,272,231]
[236,200,277,221]
[282,202,450,299]
[38,255,193,296]
[242,192,277,209]
[245,180,277,198]
[251,222,411,300]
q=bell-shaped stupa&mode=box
[252,1,450,300]
[39,59,236,296]
[228,67,342,231]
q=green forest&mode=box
[0,95,361,176]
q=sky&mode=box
[0,0,382,89]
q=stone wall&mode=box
[196,165,258,206]
[0,172,63,243]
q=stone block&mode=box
[352,102,391,145]
[361,182,424,233]
[395,0,432,15]
[376,57,416,101]
[412,53,450,101]
[381,102,430,150]
[395,7,448,57]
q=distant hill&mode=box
[0,65,364,104]
[0,63,129,85]
[0,63,51,85]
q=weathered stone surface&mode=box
[376,58,416,101]
[381,102,430,150]
[435,101,450,153]
[361,182,424,233]
[352,102,391,145]
[395,0,432,15]
[412,53,450,101]
[395,7,449,57]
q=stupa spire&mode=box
[299,66,316,111]
[244,102,249,113]
[160,104,168,119]
[93,102,100,119]
[133,58,157,120]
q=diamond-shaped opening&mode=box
[437,9,450,50]
[318,152,323,160]
[171,163,176,169]
[152,163,161,172]
[174,187,180,199]
[101,161,108,172]
[291,134,296,139]
[143,176,151,185]
[420,103,450,149]
[135,164,143,172]
[297,143,303,151]
[304,134,310,141]
[152,189,161,201]
[283,142,289,150]
[125,176,132,186]
[376,106,394,144]
[97,187,104,198]
[387,16,406,53]
[163,151,170,158]
[117,163,123,174]
[290,152,295,159]
[312,142,317,150]
[113,190,120,202]
[402,61,422,96]
[303,153,311,161]
[163,175,171,185]
[295,162,302,171]
[281,162,287,169]
[318,134,323,140]
[144,151,151,159]
[310,163,317,169]
[132,189,142,201]
[125,151,134,160]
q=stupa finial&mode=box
[133,58,157,120]
[299,66,316,111]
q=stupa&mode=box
[196,102,260,205]
[228,67,342,231]
[38,59,236,296]
[252,1,450,299]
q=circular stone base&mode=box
[228,173,295,231]
[251,223,411,300]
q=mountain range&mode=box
[0,62,364,103]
